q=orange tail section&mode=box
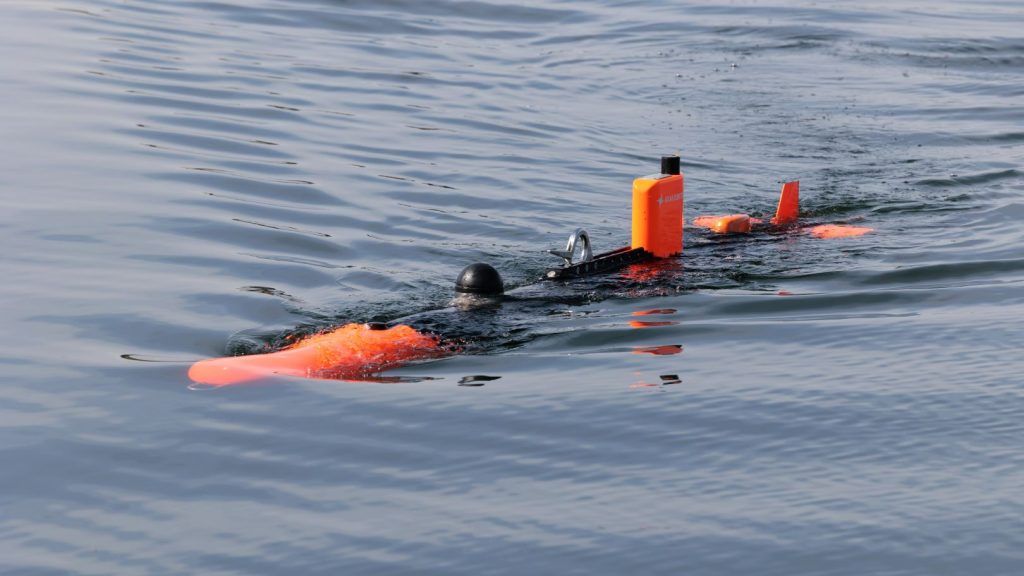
[771,181,799,225]
[188,323,440,387]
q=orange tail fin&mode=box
[772,181,799,225]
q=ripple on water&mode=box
[2,0,1024,574]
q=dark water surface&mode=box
[2,0,1023,573]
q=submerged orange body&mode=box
[808,224,873,239]
[188,323,440,387]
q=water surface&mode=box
[1,0,1023,574]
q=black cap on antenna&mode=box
[661,155,680,175]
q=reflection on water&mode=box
[458,375,502,387]
[629,374,683,389]
[628,319,679,328]
[632,308,678,316]
[633,344,683,356]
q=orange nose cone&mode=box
[187,355,306,386]
[188,323,440,387]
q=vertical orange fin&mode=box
[772,180,799,225]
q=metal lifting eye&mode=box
[547,228,593,266]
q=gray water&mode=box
[2,0,1023,574]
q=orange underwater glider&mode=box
[188,155,873,387]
